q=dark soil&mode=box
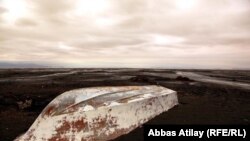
[0,69,249,141]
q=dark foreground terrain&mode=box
[0,69,250,141]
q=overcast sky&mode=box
[0,0,250,69]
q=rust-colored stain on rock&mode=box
[15,86,178,141]
[72,118,86,132]
[44,105,56,116]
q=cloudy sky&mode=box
[0,0,250,69]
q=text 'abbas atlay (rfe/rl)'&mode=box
[144,125,249,141]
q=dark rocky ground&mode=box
[0,69,249,141]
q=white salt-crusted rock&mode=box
[15,85,178,141]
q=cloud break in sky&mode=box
[0,0,250,69]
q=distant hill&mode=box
[0,61,48,68]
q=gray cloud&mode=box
[0,0,250,69]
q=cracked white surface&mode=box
[15,85,178,141]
